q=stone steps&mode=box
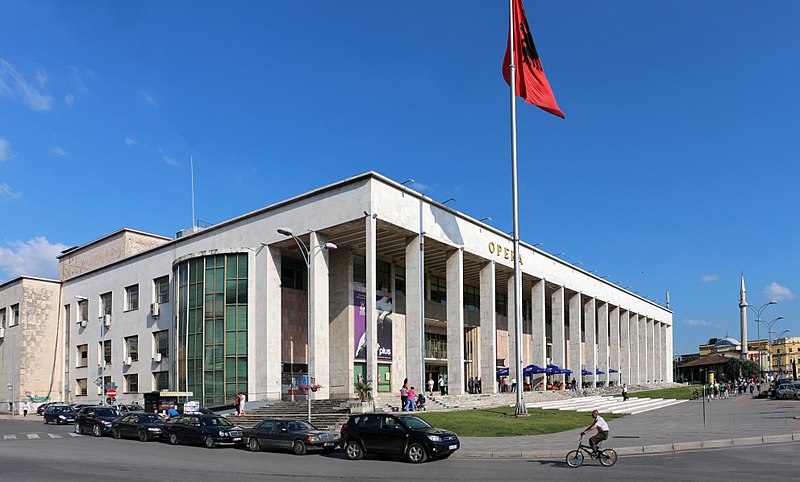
[224,399,352,432]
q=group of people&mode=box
[497,377,517,393]
[467,377,482,394]
[233,392,247,416]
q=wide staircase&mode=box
[225,399,352,432]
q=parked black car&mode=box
[164,414,244,448]
[74,406,123,437]
[37,402,56,416]
[43,404,77,425]
[111,412,166,441]
[244,419,339,455]
[339,413,459,463]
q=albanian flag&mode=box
[502,0,564,118]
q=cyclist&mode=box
[581,410,609,457]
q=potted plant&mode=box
[352,381,374,412]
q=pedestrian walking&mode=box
[511,377,517,393]
[441,376,448,395]
[400,385,409,411]
[238,392,247,416]
[571,378,577,392]
[405,387,416,411]
[468,377,475,394]
[427,376,434,397]
[438,375,445,396]
[234,393,241,416]
[22,401,30,417]
[622,383,628,401]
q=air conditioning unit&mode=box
[154,352,162,362]
[103,314,112,327]
[0,327,5,339]
[79,320,87,327]
[150,302,160,318]
[123,357,132,366]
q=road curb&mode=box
[453,433,800,459]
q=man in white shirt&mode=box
[581,409,610,456]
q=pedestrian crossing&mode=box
[526,395,686,415]
[1,432,80,441]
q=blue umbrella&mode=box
[609,368,619,373]
[581,369,593,376]
[561,369,573,375]
[496,367,509,376]
[524,364,547,375]
[595,369,605,375]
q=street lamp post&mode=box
[770,329,791,376]
[277,228,337,424]
[746,301,779,377]
[76,295,107,406]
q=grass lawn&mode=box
[612,386,699,400]
[415,407,623,437]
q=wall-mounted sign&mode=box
[487,242,523,265]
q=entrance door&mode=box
[426,365,448,392]
[353,363,366,392]
[377,365,391,393]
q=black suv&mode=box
[164,414,244,448]
[111,411,166,441]
[340,413,459,463]
[75,406,123,437]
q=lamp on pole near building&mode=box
[745,295,780,374]
[770,329,791,376]
[277,228,337,423]
[75,295,108,406]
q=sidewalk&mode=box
[454,394,800,458]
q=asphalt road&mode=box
[0,419,796,480]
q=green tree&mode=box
[724,358,759,380]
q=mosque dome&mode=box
[714,336,740,348]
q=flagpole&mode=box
[508,0,527,417]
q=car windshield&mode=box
[52,406,74,413]
[202,417,233,427]
[96,408,122,417]
[287,421,314,432]
[398,416,431,430]
[141,414,164,423]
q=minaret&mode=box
[665,291,670,309]
[739,274,748,359]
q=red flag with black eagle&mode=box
[502,0,564,118]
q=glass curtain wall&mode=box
[176,253,248,407]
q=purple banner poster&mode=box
[354,291,393,361]
[354,291,366,359]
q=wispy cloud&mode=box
[64,92,74,106]
[159,148,179,166]
[0,59,53,111]
[701,274,719,282]
[0,183,21,200]
[683,319,711,327]
[410,181,429,191]
[50,146,68,156]
[0,236,66,280]
[141,89,158,106]
[763,282,795,301]
[0,137,9,162]
[124,137,138,146]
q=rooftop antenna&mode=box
[190,155,196,227]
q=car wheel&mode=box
[292,440,307,455]
[344,440,363,460]
[75,423,82,435]
[112,428,121,439]
[138,430,148,442]
[407,443,428,463]
[205,435,216,448]
[169,433,179,445]
[248,437,260,452]
[93,425,103,437]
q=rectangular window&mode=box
[77,344,88,368]
[124,374,139,393]
[125,335,139,362]
[464,285,480,311]
[125,284,139,311]
[154,330,169,357]
[377,260,390,292]
[100,292,112,317]
[154,276,170,304]
[430,276,446,304]
[153,371,170,391]
[76,379,87,396]
[0,308,5,328]
[495,293,507,317]
[353,255,366,285]
[280,257,306,290]
[10,304,19,326]
[100,340,112,365]
[395,267,405,296]
[64,304,71,325]
[78,299,89,322]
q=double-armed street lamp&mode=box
[277,228,337,423]
[747,300,780,376]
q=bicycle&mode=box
[565,434,617,467]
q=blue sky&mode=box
[1,1,797,354]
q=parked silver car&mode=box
[774,383,797,400]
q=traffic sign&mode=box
[106,389,117,398]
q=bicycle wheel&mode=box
[599,449,617,467]
[565,450,584,468]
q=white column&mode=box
[598,302,609,387]
[638,315,648,384]
[646,317,655,384]
[619,310,629,385]
[479,261,497,393]
[365,216,378,389]
[630,313,640,384]
[666,323,673,382]
[507,277,518,381]
[568,292,582,386]
[446,249,465,395]
[255,245,282,401]
[551,287,566,384]
[609,306,620,387]
[531,279,546,390]
[309,231,331,399]
[584,297,597,388]
[655,321,662,382]
[405,235,423,389]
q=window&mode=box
[76,379,87,396]
[154,276,170,304]
[154,330,169,357]
[0,308,5,328]
[125,335,139,362]
[125,284,139,311]
[425,333,448,359]
[464,285,480,311]
[10,304,19,326]
[125,374,139,393]
[153,371,169,391]
[280,256,306,290]
[100,340,112,365]
[64,304,71,324]
[430,276,446,304]
[77,345,88,368]
[78,299,89,322]
[496,293,508,317]
[100,292,112,317]
[377,260,390,292]
[353,255,366,285]
[395,267,405,296]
